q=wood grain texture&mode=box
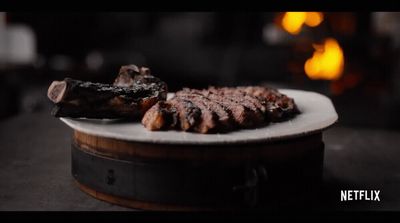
[75,180,231,211]
[72,129,325,210]
[73,130,323,163]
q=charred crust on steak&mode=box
[113,65,168,101]
[236,86,300,121]
[179,88,252,128]
[175,94,219,134]
[48,64,168,119]
[142,101,178,130]
[176,90,233,131]
[142,85,300,133]
[168,98,202,131]
[207,87,266,124]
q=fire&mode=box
[282,12,306,35]
[281,12,324,35]
[305,12,324,27]
[304,38,344,80]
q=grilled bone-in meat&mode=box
[47,65,167,119]
[113,64,168,100]
[142,86,300,133]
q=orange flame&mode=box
[305,12,324,27]
[281,12,324,35]
[304,38,344,81]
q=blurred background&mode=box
[1,12,400,129]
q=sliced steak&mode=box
[174,94,218,133]
[176,90,233,130]
[207,87,266,123]
[237,86,300,121]
[142,85,300,133]
[142,101,178,131]
[169,98,202,131]
[191,89,255,128]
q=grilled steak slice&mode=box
[176,90,233,130]
[178,89,243,127]
[175,94,219,133]
[207,87,266,123]
[184,89,254,128]
[209,87,267,113]
[142,101,178,130]
[142,98,203,132]
[142,85,299,133]
[168,98,202,131]
[237,86,299,121]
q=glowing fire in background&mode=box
[281,12,324,35]
[279,12,345,82]
[304,38,344,80]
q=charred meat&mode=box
[47,65,168,119]
[142,86,300,133]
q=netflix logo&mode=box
[341,190,381,201]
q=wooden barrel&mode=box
[71,130,325,210]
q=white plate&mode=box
[60,89,338,145]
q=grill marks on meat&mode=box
[176,90,233,130]
[178,88,252,127]
[142,86,300,133]
[169,98,202,131]
[175,94,218,133]
[141,101,178,130]
[236,86,299,121]
[198,90,256,128]
[207,87,266,124]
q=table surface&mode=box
[0,112,399,211]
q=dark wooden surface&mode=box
[0,112,399,211]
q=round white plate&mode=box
[60,89,338,145]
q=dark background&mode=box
[1,12,400,129]
[1,12,400,212]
